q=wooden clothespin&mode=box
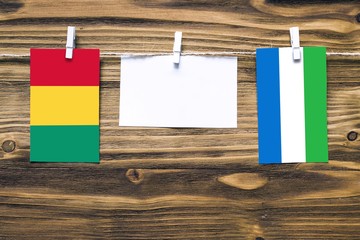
[66,26,76,59]
[290,27,301,61]
[173,31,182,64]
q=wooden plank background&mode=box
[0,0,359,239]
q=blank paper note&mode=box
[119,56,238,128]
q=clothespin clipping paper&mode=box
[173,31,182,64]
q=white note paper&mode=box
[119,56,237,128]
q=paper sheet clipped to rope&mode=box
[119,56,238,128]
[30,49,100,163]
[256,47,328,164]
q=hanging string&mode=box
[0,51,359,58]
[102,51,257,57]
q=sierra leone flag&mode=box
[256,47,328,164]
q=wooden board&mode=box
[0,0,359,239]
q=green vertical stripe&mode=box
[303,47,328,163]
[30,125,99,163]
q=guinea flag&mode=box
[256,47,328,164]
[30,49,100,163]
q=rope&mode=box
[0,51,359,58]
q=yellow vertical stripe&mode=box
[31,86,99,125]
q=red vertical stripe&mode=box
[30,49,100,86]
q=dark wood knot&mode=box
[347,131,358,141]
[2,140,16,153]
[125,169,144,184]
[255,237,265,240]
[0,0,24,14]
[356,13,360,23]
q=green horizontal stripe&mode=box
[304,47,328,163]
[30,125,99,163]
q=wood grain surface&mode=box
[0,0,359,239]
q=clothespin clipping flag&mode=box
[30,49,100,162]
[256,46,328,164]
